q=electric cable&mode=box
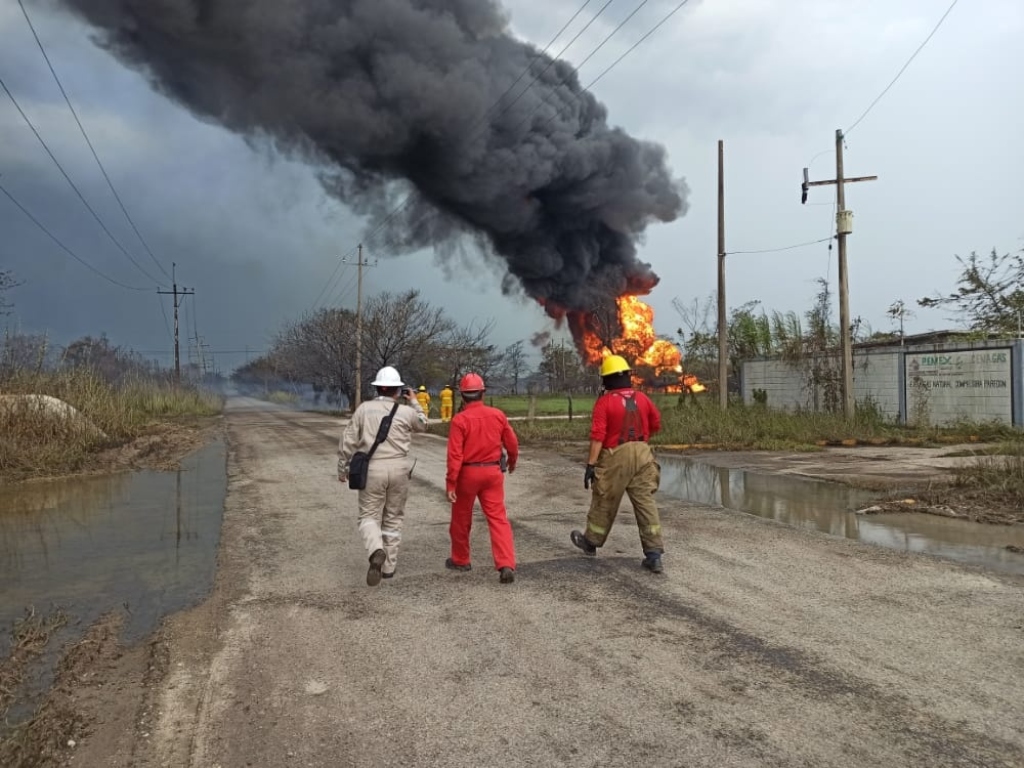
[17,0,172,281]
[726,237,833,256]
[844,0,960,136]
[468,0,600,134]
[532,0,694,133]
[159,294,173,341]
[0,76,164,286]
[0,179,150,290]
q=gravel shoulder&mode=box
[65,398,1024,767]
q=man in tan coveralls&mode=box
[338,366,427,586]
[570,354,665,573]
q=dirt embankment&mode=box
[0,610,161,768]
[89,418,221,475]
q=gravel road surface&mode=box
[132,398,1024,767]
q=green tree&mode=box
[918,248,1024,335]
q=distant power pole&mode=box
[157,262,194,384]
[717,139,728,410]
[802,129,877,418]
[343,244,376,409]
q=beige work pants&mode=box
[584,441,663,553]
[357,457,412,575]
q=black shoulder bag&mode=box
[348,402,400,490]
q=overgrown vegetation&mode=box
[1,334,222,482]
[431,396,1021,451]
[918,248,1024,335]
[951,445,1024,511]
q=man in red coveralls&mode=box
[445,372,519,584]
[570,354,665,573]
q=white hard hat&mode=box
[371,366,404,387]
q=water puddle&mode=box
[0,440,227,654]
[658,455,1024,575]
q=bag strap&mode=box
[366,401,400,460]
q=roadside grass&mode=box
[0,369,222,481]
[429,395,1022,451]
[951,444,1024,509]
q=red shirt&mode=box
[590,389,661,449]
[446,401,520,492]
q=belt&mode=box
[464,461,500,467]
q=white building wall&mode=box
[905,347,1013,425]
[741,359,811,411]
[741,341,1022,427]
[852,352,900,419]
[742,351,899,418]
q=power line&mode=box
[309,244,360,312]
[485,0,617,129]
[824,194,836,285]
[0,76,165,286]
[16,0,171,281]
[535,0,694,134]
[469,0,600,134]
[726,237,833,256]
[844,0,960,136]
[0,179,150,290]
[327,269,359,307]
[507,0,659,136]
[159,294,173,341]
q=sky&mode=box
[1,0,1022,375]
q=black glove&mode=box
[584,464,597,490]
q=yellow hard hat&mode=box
[600,354,631,377]
[419,385,426,391]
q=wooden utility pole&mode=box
[343,244,376,409]
[355,243,365,409]
[717,139,727,409]
[802,130,877,419]
[157,262,194,384]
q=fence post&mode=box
[528,394,537,423]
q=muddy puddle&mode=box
[0,440,227,655]
[658,455,1024,575]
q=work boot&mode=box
[499,567,515,584]
[641,552,664,574]
[445,557,472,572]
[367,549,386,587]
[570,529,597,557]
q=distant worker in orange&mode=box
[570,354,665,573]
[445,373,519,584]
[416,385,431,416]
[440,384,454,422]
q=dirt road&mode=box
[89,397,1024,767]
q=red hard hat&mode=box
[459,372,485,392]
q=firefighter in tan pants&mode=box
[570,355,665,573]
[338,366,427,586]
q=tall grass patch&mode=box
[0,368,221,481]
[952,444,1024,508]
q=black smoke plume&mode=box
[54,0,687,319]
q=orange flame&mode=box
[574,295,704,392]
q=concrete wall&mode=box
[741,350,900,420]
[740,358,810,411]
[740,340,1024,427]
[904,343,1018,426]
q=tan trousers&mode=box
[585,441,663,553]
[358,457,412,575]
